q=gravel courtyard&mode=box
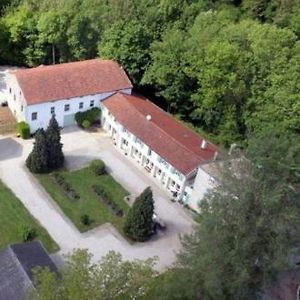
[0,127,195,270]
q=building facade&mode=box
[7,59,133,132]
[101,93,220,210]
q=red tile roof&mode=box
[15,59,133,105]
[103,93,219,176]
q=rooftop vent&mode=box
[146,115,152,121]
[201,139,208,149]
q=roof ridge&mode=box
[122,93,208,162]
[16,59,117,74]
[121,94,200,165]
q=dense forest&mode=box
[0,0,299,146]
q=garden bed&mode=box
[36,164,130,233]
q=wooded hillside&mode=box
[0,0,299,145]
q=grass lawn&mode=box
[36,166,130,234]
[0,180,58,253]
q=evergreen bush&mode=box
[124,187,154,241]
[46,115,64,170]
[26,129,49,173]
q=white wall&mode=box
[26,91,114,132]
[7,73,132,132]
[6,73,27,122]
[101,105,193,199]
[183,167,216,212]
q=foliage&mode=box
[1,0,299,145]
[30,249,157,300]
[80,214,92,226]
[82,119,91,129]
[26,116,64,173]
[99,20,152,84]
[75,107,100,127]
[124,187,154,242]
[16,121,30,139]
[148,131,300,300]
[46,114,64,171]
[26,128,49,173]
[37,167,129,233]
[21,225,36,242]
[89,159,105,176]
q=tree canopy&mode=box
[30,249,157,300]
[145,131,300,300]
[0,0,299,145]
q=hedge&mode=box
[17,121,30,139]
[75,107,100,127]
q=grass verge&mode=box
[0,180,58,253]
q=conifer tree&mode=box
[46,115,64,170]
[26,129,49,173]
[124,187,154,241]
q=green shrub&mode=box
[90,159,106,176]
[82,119,91,129]
[17,121,30,139]
[80,214,92,226]
[75,107,100,127]
[21,225,37,242]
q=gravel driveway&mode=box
[0,127,195,270]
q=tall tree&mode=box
[30,249,157,300]
[99,20,152,84]
[26,129,49,173]
[148,131,300,300]
[46,115,64,171]
[124,187,155,242]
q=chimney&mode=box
[146,115,152,121]
[201,139,207,149]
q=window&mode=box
[19,91,22,96]
[147,148,152,156]
[79,102,83,109]
[20,105,23,112]
[31,112,37,120]
[90,100,94,107]
[50,107,55,115]
[64,104,70,112]
[9,88,11,94]
[14,94,16,101]
[171,181,175,187]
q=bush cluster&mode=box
[89,159,106,176]
[52,173,80,201]
[80,214,92,226]
[92,185,123,217]
[75,108,100,128]
[21,225,37,242]
[17,121,30,139]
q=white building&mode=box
[6,59,221,211]
[101,92,220,210]
[6,59,133,132]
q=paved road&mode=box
[0,127,195,270]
